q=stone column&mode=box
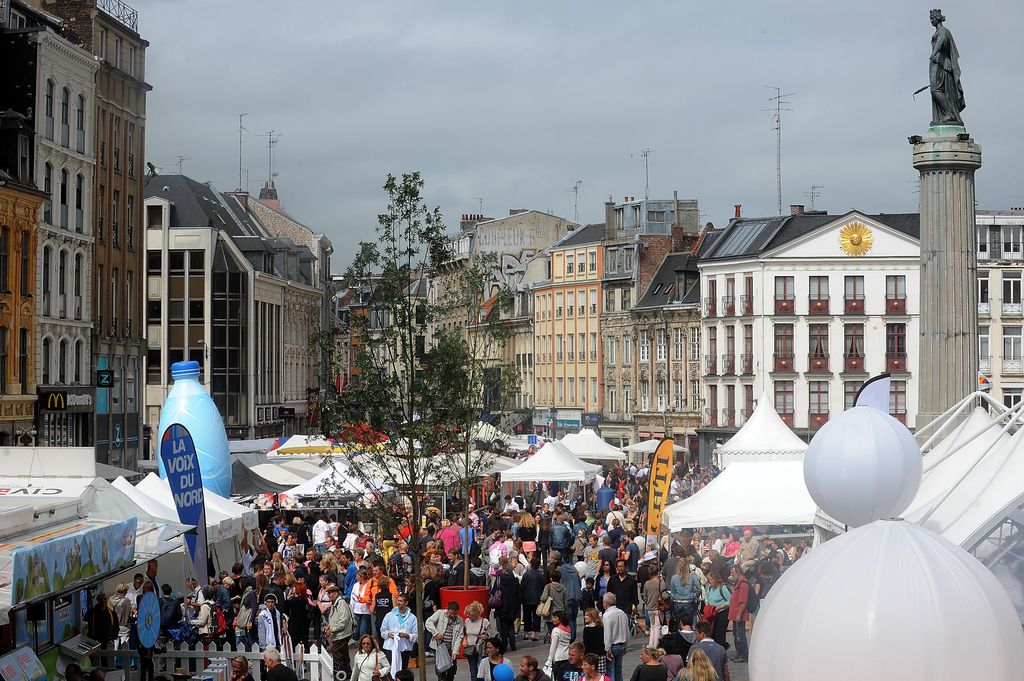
[912,126,982,429]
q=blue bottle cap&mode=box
[170,360,201,380]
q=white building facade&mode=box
[33,28,99,447]
[695,210,921,459]
[976,209,1024,408]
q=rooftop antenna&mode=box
[640,148,653,200]
[764,86,795,214]
[176,155,190,174]
[471,197,483,214]
[806,185,824,210]
[568,179,582,222]
[237,113,248,191]
[264,130,281,184]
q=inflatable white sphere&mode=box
[804,406,921,527]
[750,520,1024,681]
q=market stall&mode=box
[501,441,601,483]
[560,428,627,462]
[664,461,817,530]
[713,394,808,467]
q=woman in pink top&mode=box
[436,519,461,554]
[723,533,740,558]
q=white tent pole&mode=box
[917,392,978,451]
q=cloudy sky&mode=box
[137,1,1023,270]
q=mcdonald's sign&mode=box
[43,391,67,411]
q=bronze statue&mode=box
[928,9,966,126]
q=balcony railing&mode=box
[845,296,865,314]
[886,352,908,373]
[1002,302,1023,316]
[704,354,717,375]
[808,353,830,373]
[740,407,753,422]
[1002,358,1023,374]
[740,353,753,374]
[980,357,991,374]
[808,296,830,315]
[97,0,139,31]
[740,295,753,316]
[704,407,718,427]
[722,295,735,316]
[773,351,795,372]
[721,354,735,374]
[704,297,716,317]
[844,353,865,372]
[723,408,736,427]
[886,295,907,314]
[774,296,795,315]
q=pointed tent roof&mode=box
[501,441,601,482]
[560,428,627,462]
[664,461,816,529]
[921,406,1007,472]
[716,392,807,464]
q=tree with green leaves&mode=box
[310,172,516,678]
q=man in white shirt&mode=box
[312,515,330,552]
[605,502,626,529]
[503,495,521,513]
[601,593,630,681]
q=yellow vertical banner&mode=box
[646,438,675,536]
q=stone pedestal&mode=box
[912,126,982,429]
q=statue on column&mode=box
[928,9,966,126]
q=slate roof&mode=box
[144,175,262,238]
[697,211,919,262]
[635,253,700,309]
[555,223,605,248]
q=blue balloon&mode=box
[493,663,515,681]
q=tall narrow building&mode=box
[28,0,151,467]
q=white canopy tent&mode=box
[623,439,686,455]
[560,428,627,462]
[501,441,601,482]
[285,461,377,497]
[715,394,807,467]
[664,461,817,530]
[113,473,257,542]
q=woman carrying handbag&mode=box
[352,634,391,681]
[462,601,491,681]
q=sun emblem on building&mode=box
[838,222,873,256]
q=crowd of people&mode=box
[82,458,808,681]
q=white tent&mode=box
[501,441,601,482]
[715,394,807,467]
[273,434,346,454]
[285,461,372,497]
[921,406,1008,473]
[664,461,816,529]
[114,474,257,542]
[623,439,686,454]
[560,428,626,462]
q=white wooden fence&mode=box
[91,642,338,680]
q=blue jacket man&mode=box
[558,560,583,641]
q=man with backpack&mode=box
[727,566,751,663]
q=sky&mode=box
[136,1,1024,272]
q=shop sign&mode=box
[10,517,137,604]
[0,478,92,498]
[40,390,93,413]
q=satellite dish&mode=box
[136,592,161,648]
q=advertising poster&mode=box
[159,423,208,584]
[645,438,675,536]
[51,596,78,644]
[10,518,137,603]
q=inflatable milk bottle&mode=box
[157,360,232,497]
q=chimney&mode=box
[734,204,742,219]
[605,200,616,240]
[790,204,805,215]
[259,181,281,211]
